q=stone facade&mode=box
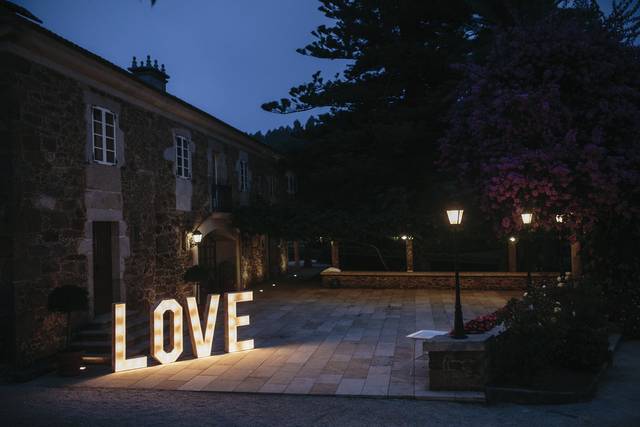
[320,271,559,290]
[0,12,289,365]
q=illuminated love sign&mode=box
[112,291,254,372]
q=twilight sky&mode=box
[15,0,614,134]
[15,0,349,133]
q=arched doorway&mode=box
[198,230,238,294]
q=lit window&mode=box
[239,160,249,192]
[175,135,191,179]
[92,106,116,165]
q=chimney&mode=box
[128,55,170,91]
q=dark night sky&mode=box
[14,0,614,134]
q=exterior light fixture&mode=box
[446,209,464,226]
[191,230,203,245]
[521,211,533,289]
[509,236,517,243]
[555,215,563,223]
[446,206,466,339]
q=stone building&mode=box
[0,6,290,366]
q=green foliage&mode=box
[47,285,89,350]
[584,220,640,338]
[488,276,609,386]
[47,285,89,314]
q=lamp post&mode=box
[401,235,414,272]
[521,212,533,289]
[446,208,466,339]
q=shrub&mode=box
[488,275,608,386]
[183,265,209,283]
[47,285,89,349]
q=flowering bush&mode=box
[487,275,609,386]
[440,15,640,237]
[462,306,509,334]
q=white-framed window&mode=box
[92,106,117,165]
[286,173,297,195]
[239,159,249,192]
[175,135,191,179]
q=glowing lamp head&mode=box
[191,230,203,244]
[509,236,517,243]
[521,212,533,225]
[446,209,464,226]
[555,215,563,223]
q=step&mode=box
[81,333,195,365]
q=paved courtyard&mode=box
[46,284,520,399]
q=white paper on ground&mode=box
[406,330,448,340]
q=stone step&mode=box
[80,332,195,365]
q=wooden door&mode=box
[198,233,217,293]
[93,222,113,315]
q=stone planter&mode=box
[422,329,501,391]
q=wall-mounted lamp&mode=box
[555,215,563,223]
[191,230,203,245]
[446,209,464,226]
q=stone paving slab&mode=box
[51,284,519,401]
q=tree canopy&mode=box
[249,0,640,248]
[440,3,640,236]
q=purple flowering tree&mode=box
[440,15,640,237]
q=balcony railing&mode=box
[211,184,232,213]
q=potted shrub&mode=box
[184,264,211,300]
[47,285,89,376]
[183,265,209,283]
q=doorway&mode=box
[198,231,237,294]
[92,222,117,315]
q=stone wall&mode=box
[320,270,559,290]
[0,54,16,362]
[2,51,284,364]
[2,52,88,364]
[240,234,268,287]
[240,235,288,288]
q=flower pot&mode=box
[57,350,84,377]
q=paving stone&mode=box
[168,368,203,382]
[178,375,217,391]
[74,286,515,400]
[335,378,365,395]
[309,382,339,395]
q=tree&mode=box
[261,0,479,243]
[440,6,640,236]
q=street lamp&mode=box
[521,211,533,288]
[446,208,466,339]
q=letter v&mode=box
[186,294,220,358]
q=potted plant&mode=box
[47,285,89,376]
[184,264,211,300]
[183,265,209,283]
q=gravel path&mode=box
[1,341,639,427]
